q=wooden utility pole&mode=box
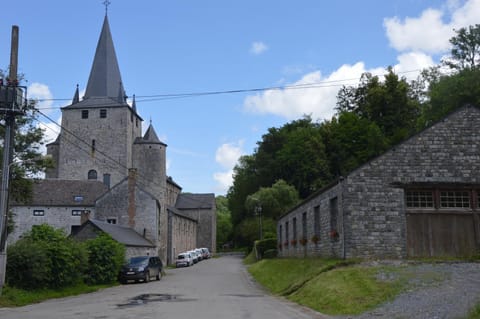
[0,25,20,296]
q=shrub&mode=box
[6,240,51,289]
[7,224,87,289]
[255,238,277,258]
[263,249,278,259]
[83,233,125,285]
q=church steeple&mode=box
[84,15,125,102]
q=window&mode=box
[88,169,97,180]
[406,190,434,208]
[302,212,307,238]
[91,139,96,154]
[292,217,297,240]
[314,205,320,237]
[106,218,117,224]
[279,225,283,247]
[74,196,84,202]
[81,110,88,119]
[440,191,470,208]
[330,197,338,231]
[285,221,289,245]
[72,210,83,216]
[33,210,44,216]
[100,109,107,118]
[103,173,111,188]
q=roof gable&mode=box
[175,193,215,210]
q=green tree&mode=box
[321,112,387,176]
[83,233,125,285]
[0,70,53,205]
[336,68,421,146]
[216,195,233,249]
[444,24,480,70]
[245,180,299,221]
[6,224,86,289]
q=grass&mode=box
[466,303,480,319]
[247,258,406,316]
[0,283,114,307]
[288,266,403,315]
[248,257,355,295]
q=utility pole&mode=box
[0,25,26,296]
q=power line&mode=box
[29,68,429,106]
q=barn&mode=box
[278,105,480,259]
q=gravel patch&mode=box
[343,262,480,319]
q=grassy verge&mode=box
[247,258,405,316]
[0,283,114,307]
[466,303,480,319]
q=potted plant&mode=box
[329,229,339,241]
[299,237,308,246]
[290,239,297,246]
[311,234,319,244]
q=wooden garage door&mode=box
[407,212,479,257]
[405,189,480,257]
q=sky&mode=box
[0,0,479,196]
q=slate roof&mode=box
[134,124,167,146]
[175,193,215,210]
[167,206,198,222]
[82,219,155,247]
[167,176,182,190]
[10,179,109,206]
[84,15,125,102]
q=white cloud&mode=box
[213,141,245,194]
[28,82,53,111]
[384,0,480,54]
[250,41,268,55]
[244,62,385,121]
[393,52,435,79]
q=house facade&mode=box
[278,105,480,259]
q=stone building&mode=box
[9,14,216,264]
[278,105,480,259]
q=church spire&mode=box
[72,84,80,104]
[84,15,125,102]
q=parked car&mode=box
[200,248,211,259]
[176,252,194,267]
[194,248,203,261]
[188,250,199,263]
[119,256,163,284]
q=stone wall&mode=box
[167,212,197,264]
[8,205,95,244]
[179,208,217,253]
[279,106,480,259]
[56,106,141,187]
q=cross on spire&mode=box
[103,0,111,15]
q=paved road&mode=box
[0,255,325,319]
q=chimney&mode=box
[128,168,137,228]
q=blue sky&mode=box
[0,0,479,195]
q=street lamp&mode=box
[254,204,263,240]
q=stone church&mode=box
[9,15,216,265]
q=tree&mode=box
[216,195,233,249]
[83,233,125,285]
[0,70,53,204]
[320,112,387,177]
[336,68,421,146]
[245,180,299,221]
[444,24,480,70]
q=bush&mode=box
[6,224,86,289]
[6,240,51,289]
[263,249,278,259]
[83,233,125,285]
[255,238,277,259]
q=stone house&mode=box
[9,14,216,264]
[71,219,156,259]
[278,105,480,259]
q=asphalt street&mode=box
[0,255,326,319]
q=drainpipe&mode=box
[339,176,346,259]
